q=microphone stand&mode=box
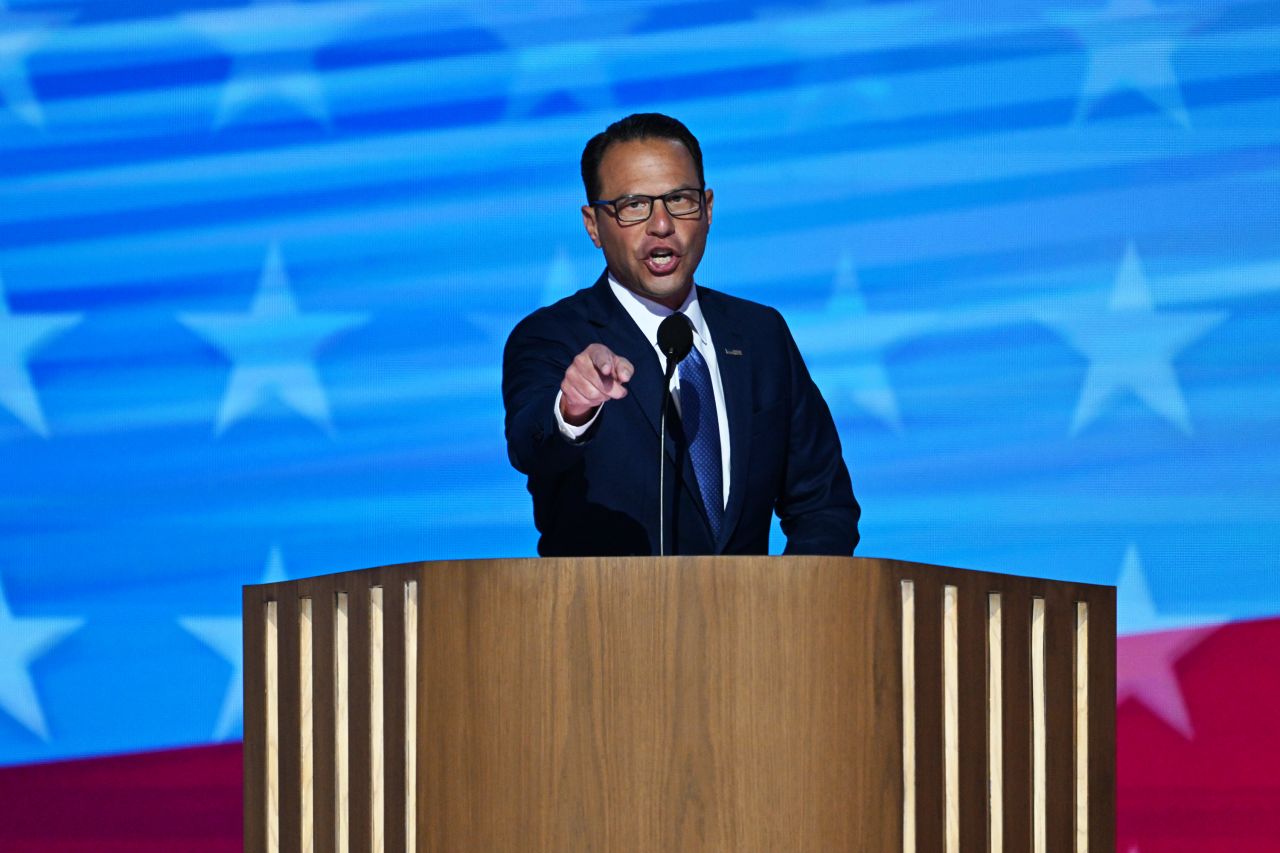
[658,359,678,557]
[656,313,693,556]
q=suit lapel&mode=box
[700,289,752,552]
[584,274,677,463]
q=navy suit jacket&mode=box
[503,273,859,556]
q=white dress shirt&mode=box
[553,275,732,509]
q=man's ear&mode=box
[703,188,714,228]
[581,205,602,248]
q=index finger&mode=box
[587,344,618,377]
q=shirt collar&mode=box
[606,272,710,348]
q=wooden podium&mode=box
[243,557,1114,852]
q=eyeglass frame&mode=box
[588,187,708,223]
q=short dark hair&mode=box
[580,113,705,203]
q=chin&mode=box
[646,281,691,304]
[642,270,688,290]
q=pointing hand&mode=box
[560,343,635,426]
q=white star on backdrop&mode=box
[468,245,582,341]
[1050,0,1198,127]
[473,0,646,119]
[538,245,580,306]
[180,545,288,741]
[179,242,369,436]
[755,2,931,132]
[1118,624,1216,739]
[1116,544,1223,738]
[182,0,372,128]
[505,41,615,119]
[1117,543,1225,635]
[787,251,942,430]
[0,0,63,127]
[1037,241,1226,435]
[0,574,83,740]
[0,272,81,437]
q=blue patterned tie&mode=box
[678,342,724,541]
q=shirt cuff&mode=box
[554,390,602,441]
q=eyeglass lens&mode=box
[615,190,702,222]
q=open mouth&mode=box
[643,248,679,275]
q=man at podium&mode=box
[503,113,859,557]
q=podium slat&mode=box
[277,594,303,853]
[346,583,372,853]
[1088,587,1118,851]
[243,587,268,853]
[1044,585,1077,850]
[1001,582,1034,850]
[957,581,989,851]
[912,572,944,853]
[312,587,337,853]
[380,582,407,853]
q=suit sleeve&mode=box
[502,308,597,478]
[773,312,861,555]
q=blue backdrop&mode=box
[0,0,1277,768]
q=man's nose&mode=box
[646,203,675,236]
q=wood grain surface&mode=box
[410,557,898,851]
[243,556,1116,853]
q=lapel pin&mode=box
[723,348,743,356]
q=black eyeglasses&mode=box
[590,187,706,223]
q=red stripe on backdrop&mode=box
[0,615,1277,850]
[1118,614,1280,852]
[0,743,240,852]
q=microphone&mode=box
[657,313,694,378]
[656,313,694,556]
